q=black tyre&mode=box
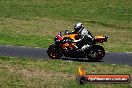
[47,44,62,59]
[87,45,105,61]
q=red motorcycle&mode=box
[47,32,108,61]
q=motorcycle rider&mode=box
[73,23,94,51]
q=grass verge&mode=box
[0,56,131,88]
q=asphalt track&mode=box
[0,45,132,66]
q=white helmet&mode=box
[74,23,84,33]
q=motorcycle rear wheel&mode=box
[87,45,105,61]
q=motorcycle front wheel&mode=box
[47,44,63,59]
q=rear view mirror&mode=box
[64,30,69,34]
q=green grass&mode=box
[0,33,52,48]
[0,0,131,25]
[0,56,131,88]
[0,0,131,52]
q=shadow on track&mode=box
[59,57,103,63]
